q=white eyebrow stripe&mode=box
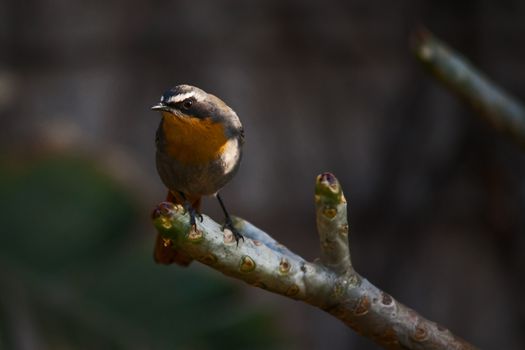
[167,91,197,104]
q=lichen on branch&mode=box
[152,172,477,350]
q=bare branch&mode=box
[413,29,525,148]
[152,173,477,350]
[315,173,352,274]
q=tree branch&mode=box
[152,173,477,350]
[413,29,525,148]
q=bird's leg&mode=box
[178,191,203,227]
[217,193,244,246]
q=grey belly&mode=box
[156,151,239,196]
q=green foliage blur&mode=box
[0,153,283,349]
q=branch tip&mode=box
[413,28,525,149]
[315,172,345,206]
[315,173,351,273]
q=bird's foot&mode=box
[183,203,203,228]
[222,217,244,246]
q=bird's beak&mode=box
[151,103,168,112]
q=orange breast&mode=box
[161,112,228,164]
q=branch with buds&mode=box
[152,172,477,350]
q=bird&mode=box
[151,84,244,266]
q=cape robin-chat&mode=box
[151,84,244,265]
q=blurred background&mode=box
[1,0,525,349]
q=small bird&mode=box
[151,84,244,265]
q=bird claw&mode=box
[222,218,244,246]
[184,203,203,227]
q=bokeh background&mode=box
[1,0,525,349]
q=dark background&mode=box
[1,0,524,349]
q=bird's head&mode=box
[151,84,208,118]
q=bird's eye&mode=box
[182,99,193,110]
